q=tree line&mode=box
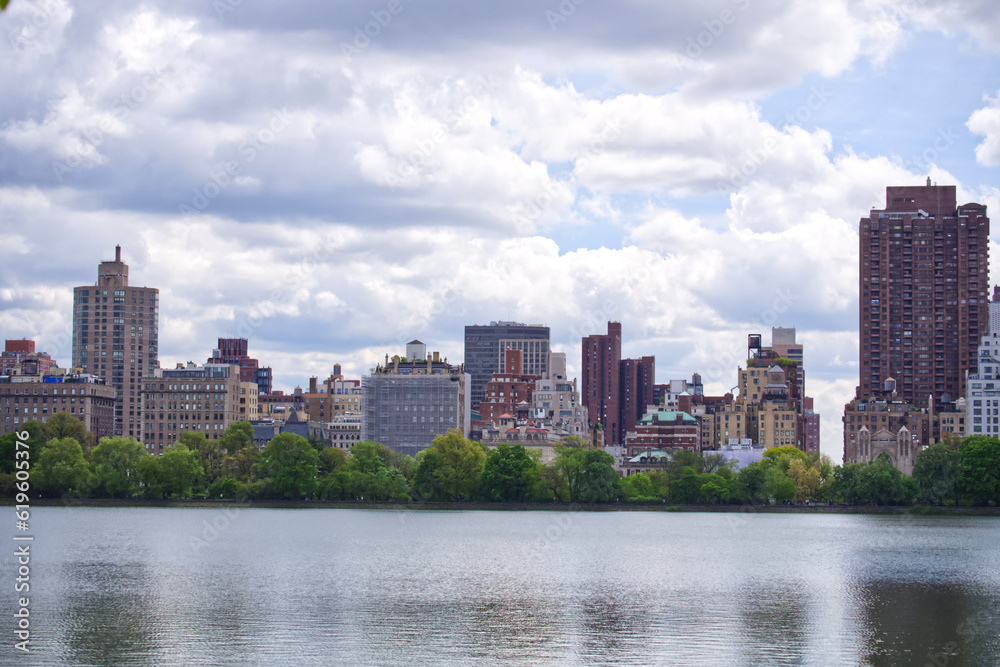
[1,412,998,506]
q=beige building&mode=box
[713,401,746,447]
[0,362,115,440]
[529,352,589,437]
[301,376,362,422]
[328,414,362,450]
[852,426,919,475]
[479,414,562,464]
[140,363,243,454]
[238,382,259,421]
[72,245,159,439]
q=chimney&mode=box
[115,245,121,262]
[309,376,317,394]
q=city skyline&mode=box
[4,2,1000,463]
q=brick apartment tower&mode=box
[858,182,989,405]
[582,322,623,445]
[72,246,159,438]
[620,355,655,440]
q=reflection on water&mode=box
[856,581,999,667]
[2,508,998,666]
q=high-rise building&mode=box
[464,321,549,410]
[72,246,159,438]
[582,321,622,445]
[208,338,273,396]
[581,322,658,446]
[858,181,989,405]
[620,356,655,437]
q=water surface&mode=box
[4,507,999,666]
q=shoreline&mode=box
[6,499,1000,515]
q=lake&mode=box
[4,507,1000,666]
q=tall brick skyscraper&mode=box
[582,322,622,444]
[858,181,989,405]
[619,355,655,441]
[582,322,656,445]
[72,246,160,438]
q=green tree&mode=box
[41,411,96,451]
[958,435,1000,506]
[575,451,620,503]
[765,468,796,503]
[0,421,46,475]
[90,437,148,498]
[207,477,244,499]
[412,449,443,501]
[219,421,255,454]
[396,454,418,481]
[761,446,812,474]
[223,446,261,483]
[912,442,962,505]
[525,464,567,502]
[833,455,912,506]
[736,463,768,504]
[560,435,587,448]
[261,432,319,499]
[35,437,91,498]
[419,429,486,501]
[307,431,328,452]
[480,444,538,502]
[668,449,703,476]
[160,443,204,499]
[137,456,168,499]
[787,458,821,503]
[178,432,222,485]
[318,447,348,476]
[860,454,913,505]
[698,474,730,504]
[832,462,864,504]
[349,441,397,474]
[671,466,702,504]
[552,445,619,503]
[703,453,733,475]
[621,472,656,502]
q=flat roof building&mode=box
[140,363,242,454]
[858,182,989,405]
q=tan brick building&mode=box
[140,363,242,454]
[0,367,115,440]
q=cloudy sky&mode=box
[3,0,1000,460]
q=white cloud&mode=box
[968,92,1000,166]
[2,0,1000,463]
